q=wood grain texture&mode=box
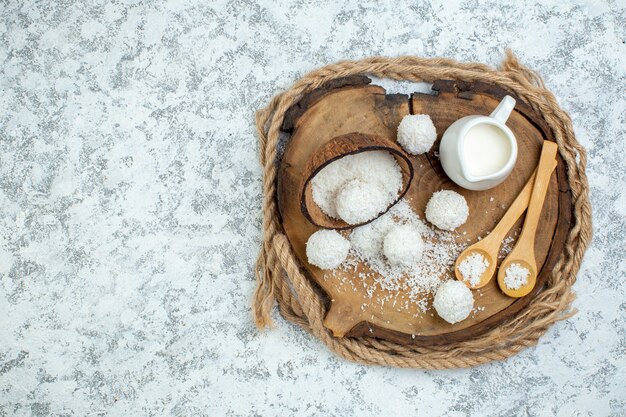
[277,79,572,346]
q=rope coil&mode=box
[252,51,591,369]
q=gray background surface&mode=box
[1,0,624,416]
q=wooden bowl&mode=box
[300,132,414,229]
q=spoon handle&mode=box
[516,141,559,255]
[487,159,558,242]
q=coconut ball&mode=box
[433,280,474,324]
[397,114,438,155]
[306,230,350,270]
[310,151,402,219]
[425,190,469,231]
[335,179,390,225]
[383,224,424,267]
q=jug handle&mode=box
[490,95,516,123]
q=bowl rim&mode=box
[300,132,414,230]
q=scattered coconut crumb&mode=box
[499,235,515,259]
[433,280,474,324]
[306,230,350,270]
[504,263,530,290]
[310,151,402,220]
[425,190,469,231]
[326,200,466,314]
[458,252,490,287]
[396,114,437,155]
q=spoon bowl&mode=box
[454,247,497,289]
[454,158,557,289]
[496,141,558,298]
[497,259,537,298]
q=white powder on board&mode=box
[499,235,515,259]
[328,200,466,313]
[503,263,530,290]
[310,151,402,220]
[458,252,490,287]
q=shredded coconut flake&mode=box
[327,200,466,313]
[499,235,515,259]
[458,252,489,287]
[503,263,530,290]
[310,151,402,220]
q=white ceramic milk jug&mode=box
[439,95,518,191]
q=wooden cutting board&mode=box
[277,77,571,346]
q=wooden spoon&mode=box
[497,141,559,298]
[454,158,557,288]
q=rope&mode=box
[251,51,592,369]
